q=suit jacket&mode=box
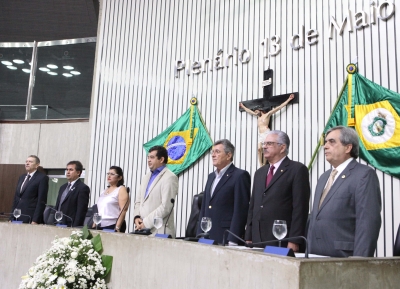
[134,167,178,237]
[54,179,90,227]
[245,157,310,247]
[11,171,49,224]
[197,164,251,245]
[307,159,381,257]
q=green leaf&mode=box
[91,234,103,253]
[82,225,93,240]
[101,255,113,278]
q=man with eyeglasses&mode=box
[53,160,90,227]
[197,139,251,245]
[245,131,310,252]
[307,126,381,257]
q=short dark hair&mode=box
[67,160,83,177]
[110,166,124,186]
[326,126,359,158]
[28,155,40,164]
[149,146,169,164]
[213,139,235,161]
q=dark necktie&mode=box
[20,174,31,194]
[266,165,275,187]
[58,183,71,210]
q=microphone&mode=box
[114,193,131,231]
[222,229,247,246]
[164,199,175,234]
[249,236,309,258]
[44,204,74,227]
[0,212,32,224]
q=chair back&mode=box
[185,192,204,237]
[43,205,55,225]
[394,223,400,256]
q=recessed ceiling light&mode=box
[22,68,31,73]
[7,66,17,70]
[1,61,12,65]
[47,71,57,75]
[63,65,74,70]
[13,59,24,64]
[31,106,38,110]
[47,64,58,69]
[70,71,81,75]
[39,67,50,72]
[62,73,72,77]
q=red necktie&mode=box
[266,165,275,187]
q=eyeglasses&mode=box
[106,173,118,176]
[261,141,282,147]
[211,149,224,155]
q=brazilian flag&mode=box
[143,99,213,175]
[323,64,400,178]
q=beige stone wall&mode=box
[1,223,400,289]
[0,122,90,168]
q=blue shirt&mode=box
[144,165,166,198]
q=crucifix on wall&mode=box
[239,69,299,166]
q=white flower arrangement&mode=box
[19,228,112,289]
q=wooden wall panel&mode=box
[0,164,25,216]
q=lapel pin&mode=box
[281,170,283,172]
[341,175,346,178]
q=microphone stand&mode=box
[19,213,32,224]
[164,199,175,234]
[45,205,74,228]
[1,212,31,224]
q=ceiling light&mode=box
[70,71,81,75]
[1,61,12,65]
[63,65,74,70]
[47,64,58,69]
[13,59,24,64]
[7,66,17,70]
[31,106,38,110]
[22,68,31,73]
[47,71,57,75]
[39,67,50,72]
[62,73,72,77]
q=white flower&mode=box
[26,280,33,288]
[67,275,75,283]
[71,251,78,259]
[57,277,66,285]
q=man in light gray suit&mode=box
[308,126,381,257]
[134,146,178,237]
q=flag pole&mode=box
[307,75,349,170]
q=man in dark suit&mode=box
[245,130,310,252]
[54,160,90,227]
[197,139,251,245]
[308,126,381,257]
[10,155,49,224]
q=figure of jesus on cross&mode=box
[239,94,294,166]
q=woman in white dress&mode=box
[95,166,129,232]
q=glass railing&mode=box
[0,37,96,120]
